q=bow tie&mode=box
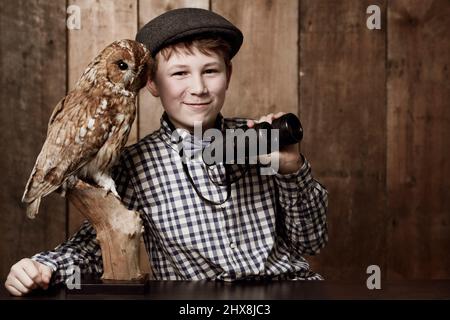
[171,128,212,162]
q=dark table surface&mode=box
[2,280,450,300]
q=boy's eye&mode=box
[204,69,218,74]
[172,71,187,76]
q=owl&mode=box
[22,39,151,219]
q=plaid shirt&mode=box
[32,113,328,283]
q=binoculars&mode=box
[242,112,303,148]
[203,113,303,166]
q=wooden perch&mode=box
[67,180,144,281]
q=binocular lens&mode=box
[272,113,303,146]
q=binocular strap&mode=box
[180,148,232,206]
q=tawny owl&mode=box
[22,39,151,219]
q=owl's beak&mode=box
[123,70,137,87]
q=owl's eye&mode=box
[117,60,128,70]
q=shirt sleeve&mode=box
[273,154,328,256]
[31,151,139,286]
[111,151,141,212]
[31,220,102,285]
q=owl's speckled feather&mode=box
[22,39,151,219]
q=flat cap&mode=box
[136,8,243,58]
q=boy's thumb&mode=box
[38,264,53,284]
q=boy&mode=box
[5,8,328,296]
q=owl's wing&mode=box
[47,95,67,134]
[23,91,114,203]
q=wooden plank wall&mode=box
[213,0,299,119]
[386,0,450,279]
[0,1,67,279]
[1,0,449,282]
[300,0,388,281]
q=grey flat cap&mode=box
[136,8,243,58]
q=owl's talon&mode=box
[93,172,120,200]
[103,187,120,199]
[59,189,67,197]
[109,185,120,199]
[109,188,121,200]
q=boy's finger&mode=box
[42,272,51,283]
[274,111,286,119]
[12,267,35,289]
[41,272,51,287]
[23,261,42,284]
[39,264,53,279]
[5,283,23,297]
[37,263,53,288]
[264,113,274,123]
[258,115,271,124]
[8,276,29,294]
[251,112,283,126]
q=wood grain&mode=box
[68,180,143,280]
[212,0,298,120]
[300,0,387,280]
[0,1,67,279]
[387,0,450,279]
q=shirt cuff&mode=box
[31,254,58,272]
[273,154,314,206]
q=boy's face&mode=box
[147,47,231,132]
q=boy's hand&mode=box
[5,258,53,296]
[247,112,304,174]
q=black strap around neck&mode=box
[180,148,232,206]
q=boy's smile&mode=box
[147,47,232,132]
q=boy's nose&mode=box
[189,75,208,95]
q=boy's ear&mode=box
[146,78,159,97]
[226,63,233,89]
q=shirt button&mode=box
[229,242,236,249]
